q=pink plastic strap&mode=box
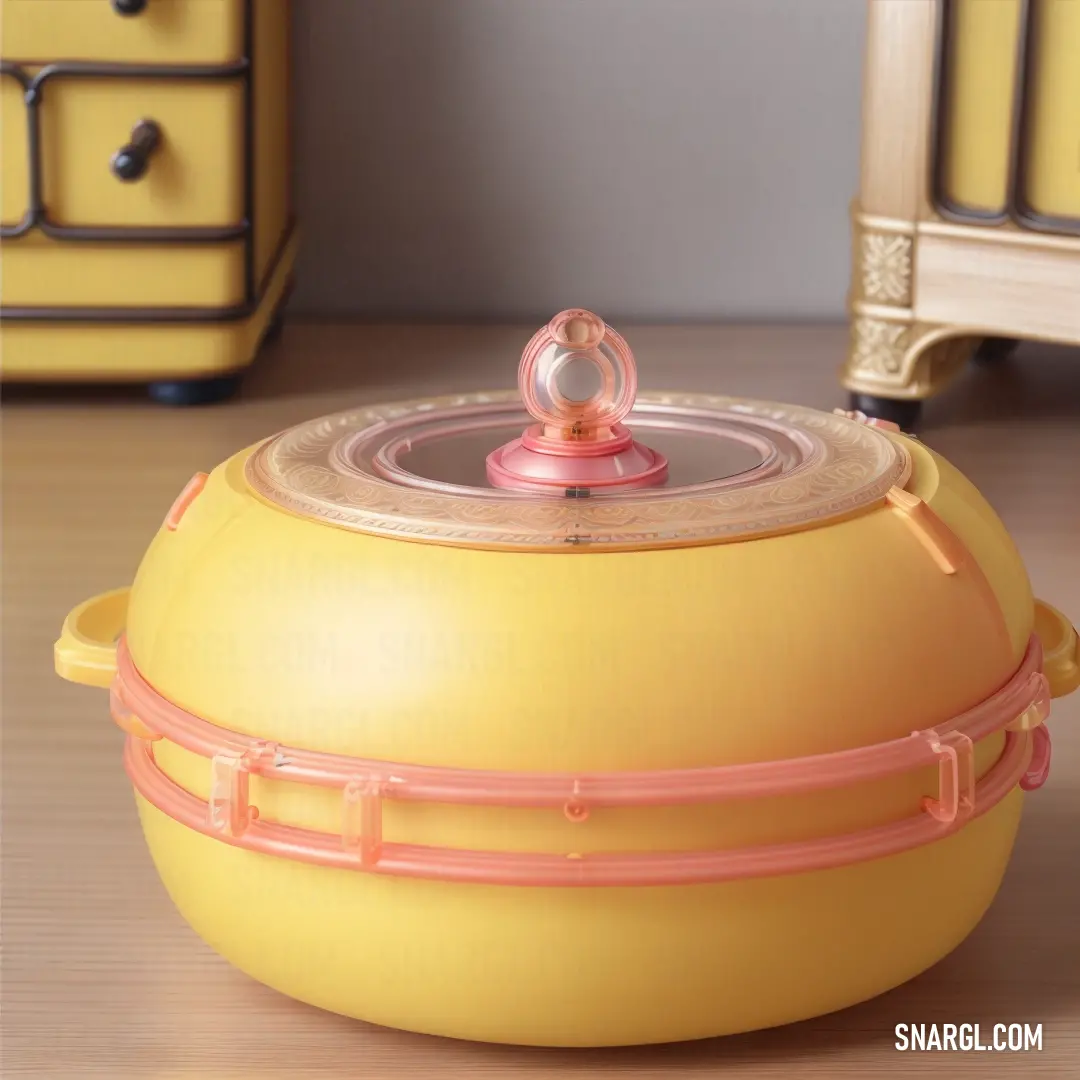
[122,729,1038,888]
[110,681,159,742]
[1007,672,1051,731]
[112,635,1054,887]
[110,635,1047,809]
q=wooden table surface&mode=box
[3,323,1079,1078]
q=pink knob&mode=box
[486,309,667,492]
[519,309,638,436]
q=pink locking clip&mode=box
[164,472,208,531]
[342,775,384,868]
[209,753,256,837]
[921,730,975,825]
[207,742,280,838]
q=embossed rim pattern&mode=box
[244,392,912,552]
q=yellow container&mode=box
[0,0,295,404]
[55,311,1079,1045]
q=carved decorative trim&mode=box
[845,316,976,397]
[850,211,916,310]
[850,316,911,378]
[847,210,921,392]
[244,392,911,552]
[859,232,914,305]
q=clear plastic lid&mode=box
[246,310,912,552]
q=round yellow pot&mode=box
[55,312,1078,1047]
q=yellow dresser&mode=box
[843,0,1080,427]
[0,0,295,404]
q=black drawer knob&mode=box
[111,0,149,15]
[110,119,161,182]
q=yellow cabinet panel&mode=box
[252,0,289,284]
[1,73,29,224]
[0,0,245,65]
[0,228,298,381]
[937,0,1023,217]
[0,236,245,307]
[844,0,1080,413]
[0,0,295,387]
[39,77,244,227]
[1020,0,1080,223]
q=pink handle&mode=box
[1020,725,1051,790]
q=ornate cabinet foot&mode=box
[847,393,922,429]
[843,211,975,408]
[843,316,975,404]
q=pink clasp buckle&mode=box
[342,775,384,868]
[920,730,975,825]
[209,751,260,838]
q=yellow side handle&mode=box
[54,588,131,689]
[1034,600,1080,699]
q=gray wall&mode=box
[291,0,867,321]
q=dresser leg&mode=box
[262,275,295,345]
[263,309,286,344]
[847,393,922,430]
[148,374,242,407]
[973,337,1019,365]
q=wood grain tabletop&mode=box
[3,323,1078,1079]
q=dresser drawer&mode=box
[0,236,246,307]
[36,76,245,227]
[1020,0,1080,222]
[1,73,29,223]
[2,70,248,306]
[0,0,295,390]
[0,0,245,65]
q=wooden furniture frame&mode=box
[842,0,1080,425]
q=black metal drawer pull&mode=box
[110,119,161,182]
[112,0,149,15]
